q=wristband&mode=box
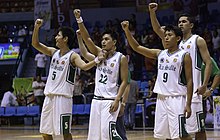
[121,102,126,107]
[209,87,214,92]
[94,57,100,64]
[76,17,83,23]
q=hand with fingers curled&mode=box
[203,89,212,100]
[195,85,207,95]
[184,105,192,119]
[121,21,129,31]
[109,99,120,113]
[76,29,82,38]
[96,49,107,63]
[35,19,43,28]
[148,2,158,12]
[73,9,81,19]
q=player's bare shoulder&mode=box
[196,36,207,49]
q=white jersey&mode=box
[179,35,202,102]
[94,52,122,98]
[153,49,187,96]
[44,50,76,98]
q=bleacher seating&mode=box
[0,107,5,117]
[0,106,40,125]
[15,106,28,117]
[3,106,16,117]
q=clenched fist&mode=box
[148,3,158,12]
[121,21,129,31]
[35,19,43,28]
[73,9,81,19]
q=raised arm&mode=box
[76,30,95,61]
[121,21,161,59]
[197,37,212,94]
[184,53,193,118]
[32,19,56,56]
[70,50,105,71]
[149,3,165,40]
[74,9,101,56]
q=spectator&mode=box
[124,79,139,130]
[35,52,47,77]
[73,74,84,104]
[212,30,220,60]
[1,87,18,107]
[32,76,45,110]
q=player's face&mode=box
[178,16,193,34]
[101,34,116,51]
[55,31,66,48]
[164,30,179,49]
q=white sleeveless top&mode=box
[153,49,187,96]
[179,34,202,102]
[94,52,122,98]
[44,50,76,98]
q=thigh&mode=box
[101,100,121,140]
[186,102,205,134]
[53,96,72,135]
[40,96,53,135]
[88,99,102,140]
[154,96,170,139]
[168,96,188,139]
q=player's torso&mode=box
[179,35,202,102]
[44,50,76,97]
[153,49,187,96]
[95,52,122,98]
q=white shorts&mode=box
[40,95,72,135]
[186,102,205,134]
[154,95,189,139]
[87,99,122,140]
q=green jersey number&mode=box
[99,74,107,84]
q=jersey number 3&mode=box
[99,74,107,84]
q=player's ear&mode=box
[113,39,117,45]
[63,36,68,43]
[177,36,181,42]
[190,23,194,29]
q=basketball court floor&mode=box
[0,125,220,140]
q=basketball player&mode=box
[148,3,212,140]
[74,9,129,140]
[32,19,106,140]
[76,29,130,139]
[122,21,193,140]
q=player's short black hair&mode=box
[58,26,75,49]
[164,25,183,39]
[101,30,117,41]
[178,13,196,24]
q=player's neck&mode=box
[168,47,179,54]
[107,50,116,59]
[182,32,193,43]
[60,48,70,56]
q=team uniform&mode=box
[40,50,76,135]
[202,57,220,81]
[153,49,189,139]
[179,35,205,133]
[88,52,122,140]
